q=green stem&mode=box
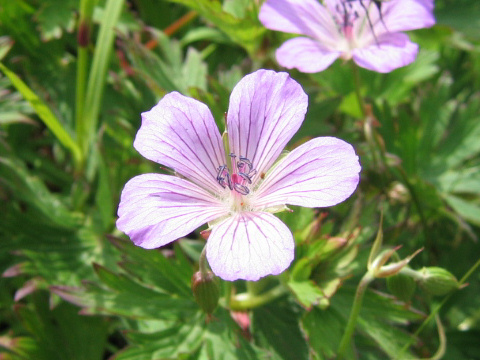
[397,257,480,358]
[350,62,366,118]
[229,285,287,311]
[351,62,382,173]
[223,280,232,308]
[76,0,96,161]
[83,0,125,158]
[399,266,423,281]
[337,272,374,359]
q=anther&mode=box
[239,172,252,184]
[234,183,250,195]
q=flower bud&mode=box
[323,237,348,253]
[191,271,220,314]
[419,267,460,296]
[386,273,416,302]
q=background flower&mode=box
[117,69,361,281]
[259,0,435,73]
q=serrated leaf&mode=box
[288,281,326,309]
[253,302,308,360]
[0,154,83,229]
[35,0,77,41]
[12,294,108,360]
[121,31,207,96]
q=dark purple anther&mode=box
[216,155,257,194]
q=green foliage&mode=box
[166,0,265,55]
[0,0,479,359]
[0,62,82,165]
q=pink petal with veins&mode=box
[226,70,308,182]
[117,174,228,249]
[253,137,360,209]
[135,92,226,193]
[206,212,294,281]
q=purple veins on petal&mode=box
[206,212,295,281]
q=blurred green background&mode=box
[0,0,479,359]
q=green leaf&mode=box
[83,0,125,155]
[0,36,14,60]
[0,62,82,164]
[253,302,309,360]
[287,281,326,309]
[166,0,265,55]
[436,0,480,39]
[180,27,231,47]
[302,307,350,360]
[35,0,77,41]
[443,195,480,226]
[109,238,192,298]
[95,154,114,230]
[121,31,208,97]
[0,154,83,229]
[113,317,204,360]
[52,281,197,320]
[4,293,108,360]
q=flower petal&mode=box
[276,37,341,73]
[353,32,418,73]
[252,137,360,209]
[117,174,228,249]
[375,0,435,33]
[206,212,294,281]
[226,70,308,182]
[135,92,225,193]
[259,0,340,42]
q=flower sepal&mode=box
[367,215,423,278]
[369,247,423,278]
[417,267,461,296]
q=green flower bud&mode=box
[386,273,416,302]
[191,271,220,314]
[419,267,460,296]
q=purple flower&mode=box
[117,70,360,281]
[259,0,435,73]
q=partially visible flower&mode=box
[117,70,361,281]
[259,0,435,73]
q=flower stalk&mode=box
[337,272,374,359]
[228,285,288,311]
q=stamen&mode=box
[216,165,233,190]
[216,154,257,195]
[341,0,381,45]
[239,172,252,184]
[234,183,250,195]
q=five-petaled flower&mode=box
[259,0,435,73]
[117,70,361,281]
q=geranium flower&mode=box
[259,0,435,73]
[117,70,360,281]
